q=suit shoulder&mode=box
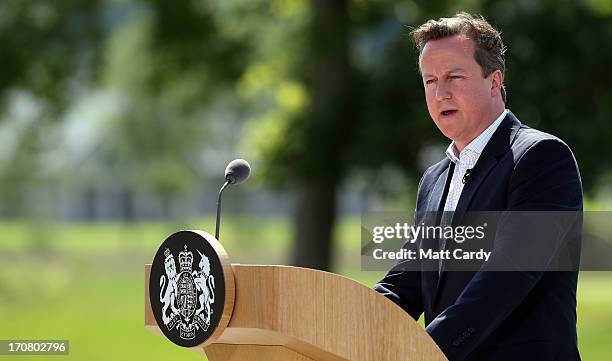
[513,125,563,150]
[511,125,575,165]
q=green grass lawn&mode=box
[0,217,610,360]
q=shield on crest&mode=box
[177,271,197,320]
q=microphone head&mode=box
[224,159,251,185]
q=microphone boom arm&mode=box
[215,180,231,241]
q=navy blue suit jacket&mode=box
[375,111,583,361]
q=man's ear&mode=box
[490,69,504,98]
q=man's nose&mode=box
[435,83,452,101]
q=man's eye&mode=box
[425,79,435,85]
[449,75,462,80]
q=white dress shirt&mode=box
[443,109,509,212]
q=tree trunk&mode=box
[291,0,351,271]
[120,187,135,221]
[292,180,337,270]
[83,186,97,220]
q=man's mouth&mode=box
[441,110,458,117]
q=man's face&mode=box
[419,35,501,149]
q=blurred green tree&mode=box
[0,0,104,216]
[0,0,250,218]
[0,0,611,270]
[99,0,249,219]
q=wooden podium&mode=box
[145,262,447,361]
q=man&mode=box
[374,13,582,361]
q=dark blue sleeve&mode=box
[374,269,423,321]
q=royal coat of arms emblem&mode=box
[149,230,231,347]
[159,245,216,340]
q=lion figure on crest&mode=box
[194,250,215,324]
[159,248,179,325]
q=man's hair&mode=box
[410,12,507,102]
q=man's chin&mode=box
[438,127,461,142]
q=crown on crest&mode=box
[178,244,193,271]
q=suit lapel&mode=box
[432,111,522,306]
[453,112,520,215]
[422,159,453,310]
[427,159,453,213]
[452,155,498,215]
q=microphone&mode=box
[216,159,251,241]
[224,159,251,185]
[462,168,473,185]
